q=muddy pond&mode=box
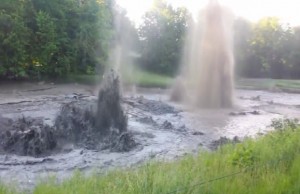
[0,82,299,190]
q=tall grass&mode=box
[0,184,18,194]
[30,119,300,194]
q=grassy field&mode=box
[123,70,300,91]
[237,78,300,92]
[122,69,173,88]
[59,70,173,88]
[1,119,299,194]
[55,70,300,93]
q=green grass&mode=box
[124,72,300,91]
[0,119,286,193]
[237,78,300,92]
[53,70,172,88]
[122,69,173,88]
[54,74,101,85]
[51,70,300,92]
[0,184,18,194]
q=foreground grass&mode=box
[0,119,292,193]
[0,120,299,193]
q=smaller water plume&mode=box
[109,7,140,93]
[171,0,235,109]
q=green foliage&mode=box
[0,185,17,194]
[235,17,300,79]
[230,144,256,168]
[123,68,172,88]
[32,11,59,77]
[271,118,299,131]
[138,0,190,76]
[0,0,30,79]
[1,0,299,80]
[0,0,114,80]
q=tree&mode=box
[138,0,190,75]
[0,0,31,78]
[234,17,297,79]
[234,18,259,77]
[109,6,140,76]
[287,27,300,78]
[0,0,114,79]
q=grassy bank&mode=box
[1,119,299,194]
[123,70,300,91]
[237,78,300,92]
[34,70,300,92]
[56,70,172,88]
[122,70,173,88]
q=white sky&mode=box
[116,0,300,26]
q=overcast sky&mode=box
[116,0,300,26]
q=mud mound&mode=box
[96,70,127,135]
[0,117,56,157]
[109,132,137,152]
[55,100,135,151]
[125,97,179,115]
[55,71,135,151]
[170,77,186,102]
[137,116,157,125]
[0,71,135,157]
[54,100,98,149]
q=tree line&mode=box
[0,0,114,79]
[139,1,300,79]
[0,0,300,80]
[235,18,300,79]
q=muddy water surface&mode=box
[0,83,299,190]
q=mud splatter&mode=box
[0,116,56,157]
[0,72,136,157]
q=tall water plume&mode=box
[171,0,235,109]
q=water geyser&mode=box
[171,0,234,109]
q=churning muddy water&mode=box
[0,83,299,190]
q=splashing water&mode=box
[171,0,235,109]
[108,7,139,94]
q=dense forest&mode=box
[0,0,300,80]
[0,0,114,79]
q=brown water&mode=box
[172,0,234,108]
